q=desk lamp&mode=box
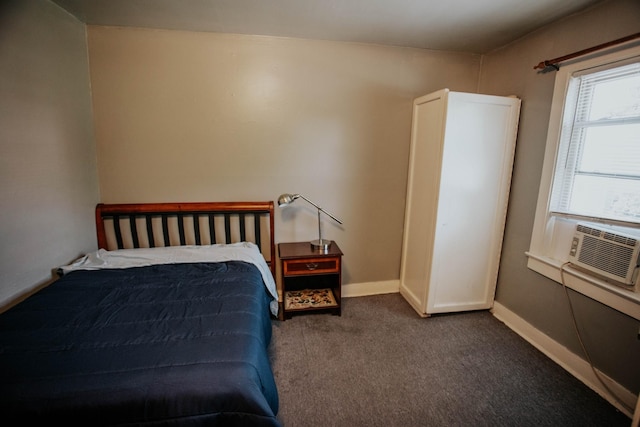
[277,193,343,251]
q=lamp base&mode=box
[310,239,332,252]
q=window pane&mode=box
[579,124,640,176]
[569,175,640,221]
[587,73,640,121]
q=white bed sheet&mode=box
[59,242,279,316]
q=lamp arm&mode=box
[297,194,343,225]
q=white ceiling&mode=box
[52,0,604,53]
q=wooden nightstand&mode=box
[278,242,343,320]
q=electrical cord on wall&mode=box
[559,262,634,416]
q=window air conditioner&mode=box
[569,223,640,286]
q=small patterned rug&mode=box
[285,288,337,310]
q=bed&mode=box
[0,201,281,426]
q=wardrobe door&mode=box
[399,90,447,316]
[427,92,520,314]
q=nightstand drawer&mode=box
[283,257,340,275]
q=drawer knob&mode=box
[306,262,318,270]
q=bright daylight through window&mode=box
[550,61,640,224]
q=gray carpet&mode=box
[269,293,630,427]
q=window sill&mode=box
[526,252,640,321]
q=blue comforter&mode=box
[0,261,280,426]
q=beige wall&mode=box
[0,0,100,307]
[88,26,481,286]
[479,0,640,393]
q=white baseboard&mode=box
[342,280,399,298]
[491,301,637,418]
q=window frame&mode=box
[526,44,640,321]
[549,60,640,224]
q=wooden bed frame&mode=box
[95,201,276,277]
[0,201,281,424]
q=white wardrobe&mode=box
[399,89,521,317]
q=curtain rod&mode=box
[534,32,640,71]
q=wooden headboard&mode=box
[95,202,276,277]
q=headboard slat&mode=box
[113,215,124,249]
[146,215,155,248]
[178,214,186,246]
[130,216,139,248]
[224,214,231,244]
[194,214,201,245]
[209,216,216,244]
[239,213,246,242]
[162,215,170,246]
[254,217,262,250]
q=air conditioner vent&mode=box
[569,223,640,286]
[603,232,637,247]
[577,236,635,278]
[576,224,603,237]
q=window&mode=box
[550,62,640,224]
[527,45,640,321]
